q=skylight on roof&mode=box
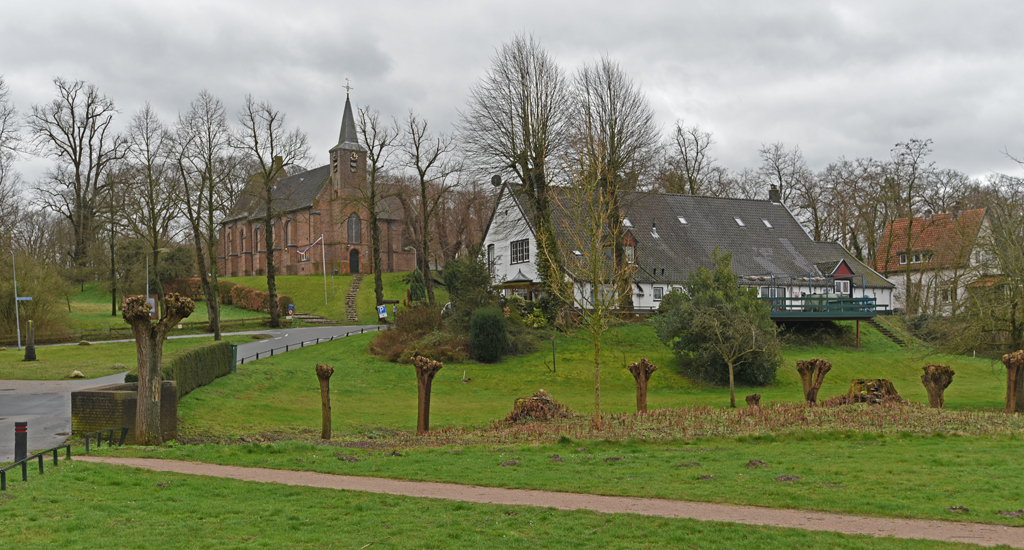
[677,217,687,225]
[762,219,773,229]
[734,217,745,227]
[572,250,582,256]
[623,217,633,228]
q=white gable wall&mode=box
[482,187,539,286]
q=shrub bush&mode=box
[218,281,237,305]
[369,304,469,363]
[164,278,204,301]
[124,341,232,397]
[227,283,292,314]
[470,307,506,363]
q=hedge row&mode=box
[228,283,294,313]
[164,278,204,300]
[125,340,233,397]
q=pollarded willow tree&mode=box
[123,293,195,445]
[460,33,569,296]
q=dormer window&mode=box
[899,253,908,265]
[735,217,745,227]
[624,245,635,264]
[911,253,923,264]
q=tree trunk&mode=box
[413,356,443,434]
[626,358,658,414]
[205,204,222,340]
[316,363,334,439]
[419,182,434,305]
[265,187,280,328]
[593,327,602,429]
[1002,350,1024,414]
[796,358,832,405]
[370,191,384,309]
[921,364,955,409]
[728,359,736,408]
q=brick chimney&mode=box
[768,185,782,203]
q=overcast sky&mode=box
[3,0,1023,185]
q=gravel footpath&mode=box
[76,456,1024,548]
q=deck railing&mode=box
[761,296,884,318]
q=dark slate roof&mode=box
[247,164,332,219]
[499,187,894,289]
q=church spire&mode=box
[337,94,358,147]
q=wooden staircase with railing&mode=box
[866,316,912,347]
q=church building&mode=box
[218,94,415,277]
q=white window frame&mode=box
[898,253,908,265]
[834,280,850,294]
[653,286,664,301]
[624,245,635,264]
[510,239,530,264]
[911,252,923,264]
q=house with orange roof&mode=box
[874,206,993,315]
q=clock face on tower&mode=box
[349,152,358,172]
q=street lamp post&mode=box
[146,248,170,317]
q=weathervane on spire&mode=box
[344,78,353,96]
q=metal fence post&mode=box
[231,344,238,373]
[14,422,26,463]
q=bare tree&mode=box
[233,95,309,328]
[888,138,934,314]
[0,75,23,222]
[27,78,126,287]
[356,106,401,308]
[662,121,716,195]
[401,112,459,304]
[123,103,180,300]
[571,55,660,310]
[460,33,569,293]
[757,142,810,203]
[174,91,242,339]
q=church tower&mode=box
[330,92,367,197]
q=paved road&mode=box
[0,325,385,462]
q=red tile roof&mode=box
[874,208,987,274]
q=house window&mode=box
[510,239,530,264]
[898,253,907,265]
[653,286,664,301]
[672,286,683,294]
[760,287,787,298]
[911,253,923,264]
[942,288,957,303]
[834,280,850,294]
[284,221,292,245]
[487,244,495,277]
[624,245,634,264]
[255,228,262,251]
[347,214,361,243]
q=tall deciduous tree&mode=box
[757,141,810,203]
[356,106,401,309]
[0,76,23,251]
[233,95,309,328]
[123,103,179,301]
[662,121,717,195]
[28,78,126,286]
[571,55,659,310]
[888,138,934,314]
[401,112,459,305]
[174,91,241,340]
[460,33,568,295]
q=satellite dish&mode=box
[490,175,502,187]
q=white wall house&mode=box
[482,184,896,312]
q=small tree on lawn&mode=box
[654,249,781,407]
[122,293,195,445]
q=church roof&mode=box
[332,95,365,153]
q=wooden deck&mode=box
[761,296,883,321]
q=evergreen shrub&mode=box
[470,307,506,363]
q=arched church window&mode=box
[284,220,292,245]
[347,214,361,243]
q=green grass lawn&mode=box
[0,459,989,549]
[168,321,1011,443]
[0,335,261,380]
[93,432,1024,527]
[224,272,448,324]
[70,284,268,331]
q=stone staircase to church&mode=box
[346,274,364,323]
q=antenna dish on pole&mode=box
[490,175,502,187]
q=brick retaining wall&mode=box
[71,382,177,444]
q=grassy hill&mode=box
[70,284,268,331]
[223,272,449,324]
